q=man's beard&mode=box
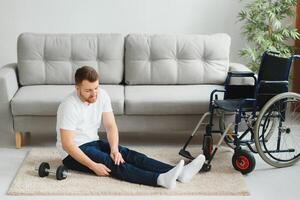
[79,91,97,104]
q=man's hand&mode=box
[110,150,125,165]
[90,163,111,176]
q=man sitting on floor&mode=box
[56,66,205,189]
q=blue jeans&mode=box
[63,140,173,186]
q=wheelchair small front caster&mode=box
[232,149,256,174]
[201,163,211,172]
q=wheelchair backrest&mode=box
[224,51,292,110]
[257,52,291,83]
[256,52,292,109]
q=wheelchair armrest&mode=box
[210,89,226,101]
[255,80,289,101]
[209,89,226,111]
[259,80,289,85]
[225,71,257,87]
[228,71,255,77]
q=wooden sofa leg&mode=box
[15,131,22,149]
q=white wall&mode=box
[0,0,246,67]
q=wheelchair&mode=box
[179,51,300,174]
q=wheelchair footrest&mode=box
[179,149,195,160]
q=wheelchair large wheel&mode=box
[254,92,300,168]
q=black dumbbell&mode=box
[35,162,69,180]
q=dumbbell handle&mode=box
[45,168,60,175]
[57,170,70,177]
[34,167,55,174]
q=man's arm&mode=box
[60,129,111,176]
[102,112,124,165]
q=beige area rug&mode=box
[8,146,249,196]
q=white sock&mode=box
[177,154,205,183]
[157,160,184,189]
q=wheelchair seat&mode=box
[214,99,254,112]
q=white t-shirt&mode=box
[56,88,113,159]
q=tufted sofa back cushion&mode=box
[125,33,231,85]
[17,33,124,85]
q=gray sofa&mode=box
[0,33,251,148]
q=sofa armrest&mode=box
[229,63,256,85]
[0,63,19,135]
[0,63,19,102]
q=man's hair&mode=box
[75,66,99,85]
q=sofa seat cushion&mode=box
[11,85,124,116]
[125,85,224,115]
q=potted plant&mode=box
[238,0,300,72]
